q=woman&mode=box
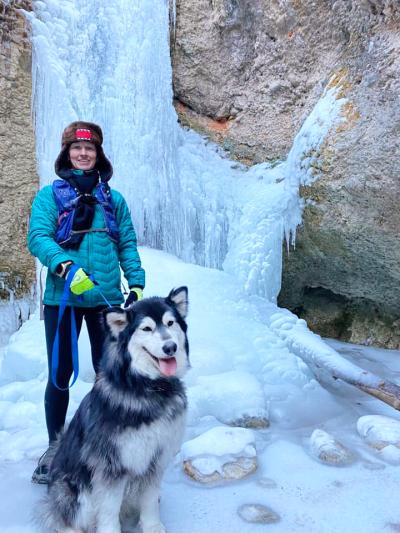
[28,121,145,483]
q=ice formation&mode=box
[26,0,346,304]
[0,299,35,361]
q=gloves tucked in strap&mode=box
[124,287,143,308]
[55,261,96,295]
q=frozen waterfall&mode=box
[27,0,345,303]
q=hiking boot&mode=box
[31,445,56,484]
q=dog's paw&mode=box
[141,522,167,533]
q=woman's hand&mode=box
[124,287,143,308]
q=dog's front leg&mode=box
[94,479,126,533]
[139,484,166,533]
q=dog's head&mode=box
[103,287,189,380]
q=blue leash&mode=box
[51,265,112,390]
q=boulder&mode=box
[0,0,37,344]
[172,0,400,347]
[309,429,355,465]
[357,415,400,449]
[181,426,258,484]
[183,456,257,484]
[237,503,281,524]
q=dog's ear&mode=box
[167,287,189,318]
[103,307,129,336]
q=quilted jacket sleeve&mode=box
[27,186,73,273]
[113,190,146,289]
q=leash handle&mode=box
[51,267,113,390]
[51,264,80,391]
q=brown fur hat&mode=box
[55,121,113,181]
[61,121,103,146]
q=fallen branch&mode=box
[268,310,400,411]
[317,361,400,411]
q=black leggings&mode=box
[44,305,107,443]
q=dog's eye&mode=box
[167,320,174,327]
[142,326,153,332]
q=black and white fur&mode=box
[41,287,190,533]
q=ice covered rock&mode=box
[257,477,277,489]
[184,456,257,484]
[309,429,355,466]
[181,426,257,484]
[187,371,269,427]
[357,415,400,450]
[229,414,269,429]
[237,503,280,524]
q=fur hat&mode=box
[61,121,103,146]
[55,121,113,181]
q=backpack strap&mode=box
[52,180,80,247]
[93,183,120,243]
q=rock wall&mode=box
[172,0,400,347]
[0,0,37,343]
[0,0,398,348]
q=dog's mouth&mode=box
[143,347,177,377]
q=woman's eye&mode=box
[142,326,152,332]
[167,320,174,327]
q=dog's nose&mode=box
[162,341,177,356]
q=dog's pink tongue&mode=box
[159,357,177,377]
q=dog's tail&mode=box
[33,480,79,532]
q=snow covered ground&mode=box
[1,247,400,532]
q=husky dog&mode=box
[41,287,189,533]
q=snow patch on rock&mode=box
[309,429,355,466]
[357,415,400,449]
[237,503,281,524]
[181,426,257,483]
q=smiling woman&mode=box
[68,141,97,171]
[27,121,146,484]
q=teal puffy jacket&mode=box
[28,185,145,307]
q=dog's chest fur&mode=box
[117,411,186,475]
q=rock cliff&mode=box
[0,0,399,349]
[0,0,37,342]
[172,0,400,347]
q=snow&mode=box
[5,0,396,531]
[181,426,256,461]
[1,248,400,532]
[379,445,400,465]
[187,370,268,426]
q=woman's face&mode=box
[69,141,97,171]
